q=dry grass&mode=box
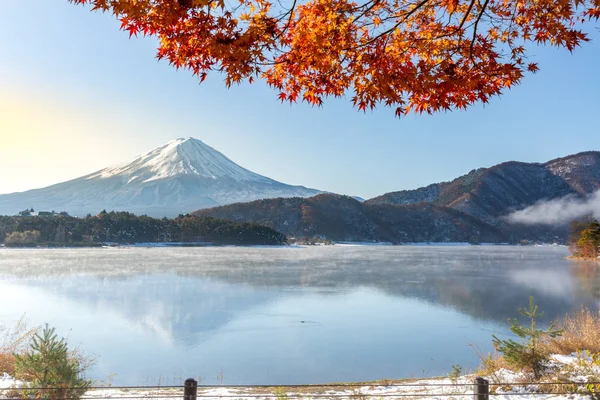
[475,352,512,380]
[0,353,17,375]
[475,308,600,396]
[0,315,37,376]
[475,349,599,395]
[541,308,600,355]
[478,308,600,379]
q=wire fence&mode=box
[6,381,600,390]
[2,378,600,400]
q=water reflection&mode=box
[569,260,600,300]
[0,246,598,385]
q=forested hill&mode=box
[0,212,286,246]
[367,151,600,225]
[194,149,600,244]
[195,194,510,243]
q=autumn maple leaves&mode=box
[72,0,599,116]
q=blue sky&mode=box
[0,1,599,199]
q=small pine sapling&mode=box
[448,364,463,383]
[492,296,562,380]
[15,324,90,400]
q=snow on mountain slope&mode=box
[0,138,321,217]
[87,137,272,183]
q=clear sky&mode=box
[0,1,599,199]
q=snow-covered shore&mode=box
[2,354,598,400]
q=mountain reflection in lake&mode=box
[0,245,598,385]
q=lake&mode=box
[0,245,598,386]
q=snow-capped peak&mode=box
[0,136,321,217]
[87,137,272,183]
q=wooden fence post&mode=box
[184,378,198,400]
[474,377,489,400]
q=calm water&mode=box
[0,245,598,385]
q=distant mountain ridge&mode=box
[195,193,507,243]
[196,151,600,243]
[367,151,600,225]
[0,137,321,217]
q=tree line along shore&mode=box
[0,212,287,247]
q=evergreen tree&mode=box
[15,324,90,400]
[492,297,562,379]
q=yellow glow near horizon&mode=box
[0,88,143,195]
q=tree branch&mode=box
[469,0,490,59]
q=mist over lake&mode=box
[0,245,598,386]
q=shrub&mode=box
[15,324,91,400]
[476,352,512,381]
[0,315,37,375]
[541,309,600,355]
[4,230,41,247]
[492,296,563,379]
[569,219,600,259]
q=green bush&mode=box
[15,324,91,400]
[492,297,563,379]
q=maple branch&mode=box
[507,0,520,31]
[420,0,477,41]
[71,0,600,116]
[348,0,378,13]
[416,0,478,55]
[352,0,382,25]
[343,0,433,50]
[458,0,477,31]
[359,0,478,50]
[469,0,490,59]
[273,0,297,39]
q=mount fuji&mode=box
[0,137,321,217]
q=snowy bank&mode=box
[2,353,599,400]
